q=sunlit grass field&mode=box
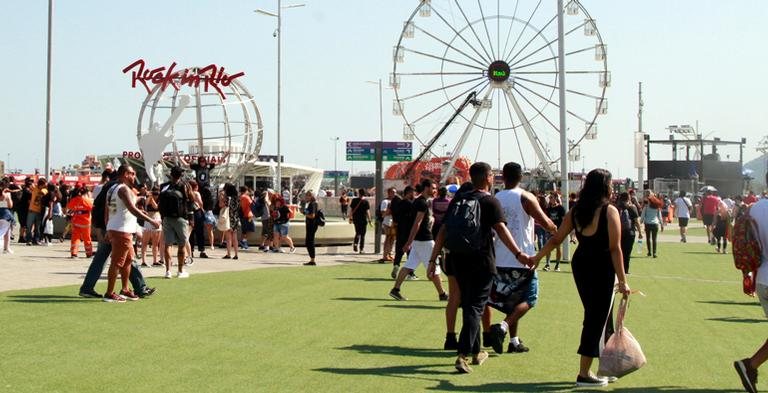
[0,241,758,392]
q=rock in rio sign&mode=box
[122,59,245,100]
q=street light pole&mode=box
[557,0,569,261]
[44,0,54,178]
[331,137,339,194]
[255,2,305,191]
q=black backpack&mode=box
[158,182,187,218]
[91,180,118,230]
[619,206,632,232]
[251,197,265,218]
[443,191,484,254]
[316,209,326,227]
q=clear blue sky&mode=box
[1,0,766,180]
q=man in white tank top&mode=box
[103,165,160,303]
[487,162,556,355]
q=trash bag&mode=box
[598,295,646,378]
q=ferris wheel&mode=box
[391,0,609,179]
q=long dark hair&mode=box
[573,169,612,229]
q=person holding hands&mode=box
[532,169,630,387]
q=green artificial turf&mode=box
[0,242,760,392]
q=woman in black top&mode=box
[534,169,630,387]
[303,191,319,265]
[349,188,371,254]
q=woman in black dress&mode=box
[302,191,319,266]
[534,169,630,387]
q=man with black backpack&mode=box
[427,162,532,374]
[159,166,193,279]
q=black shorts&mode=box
[702,214,714,226]
[442,252,456,276]
[678,217,689,227]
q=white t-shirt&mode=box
[751,199,768,285]
[380,199,392,227]
[494,188,535,268]
[674,197,692,218]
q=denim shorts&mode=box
[204,211,216,226]
[273,223,289,236]
[487,267,539,313]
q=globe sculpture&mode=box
[134,65,264,184]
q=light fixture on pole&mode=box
[254,2,306,190]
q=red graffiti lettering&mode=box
[122,59,245,100]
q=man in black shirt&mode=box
[390,186,415,279]
[349,188,371,253]
[389,179,447,301]
[543,194,567,271]
[427,162,532,373]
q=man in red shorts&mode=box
[701,190,721,245]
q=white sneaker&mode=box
[177,271,190,278]
[164,271,173,279]
[2,248,12,254]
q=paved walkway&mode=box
[0,221,713,293]
[0,238,380,293]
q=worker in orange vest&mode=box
[66,186,94,258]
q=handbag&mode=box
[598,295,646,378]
[216,206,230,231]
[43,218,54,235]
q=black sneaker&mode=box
[438,292,449,301]
[78,289,102,298]
[576,374,608,387]
[508,340,530,353]
[735,358,758,393]
[488,324,506,354]
[138,287,157,298]
[200,252,209,258]
[389,288,407,301]
[443,333,458,350]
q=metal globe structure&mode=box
[391,0,609,178]
[135,66,264,183]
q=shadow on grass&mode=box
[337,344,448,359]
[697,300,759,307]
[426,380,573,392]
[5,294,84,303]
[426,381,743,392]
[707,317,765,324]
[315,363,451,380]
[335,277,395,282]
[380,304,445,310]
[333,297,386,302]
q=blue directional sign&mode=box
[346,141,412,161]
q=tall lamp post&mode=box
[557,0,569,261]
[331,137,340,194]
[365,79,385,255]
[255,2,306,190]
[44,0,54,178]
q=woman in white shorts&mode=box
[141,186,163,266]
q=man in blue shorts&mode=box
[487,162,556,354]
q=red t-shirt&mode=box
[239,194,253,219]
[702,195,720,215]
[744,194,758,205]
